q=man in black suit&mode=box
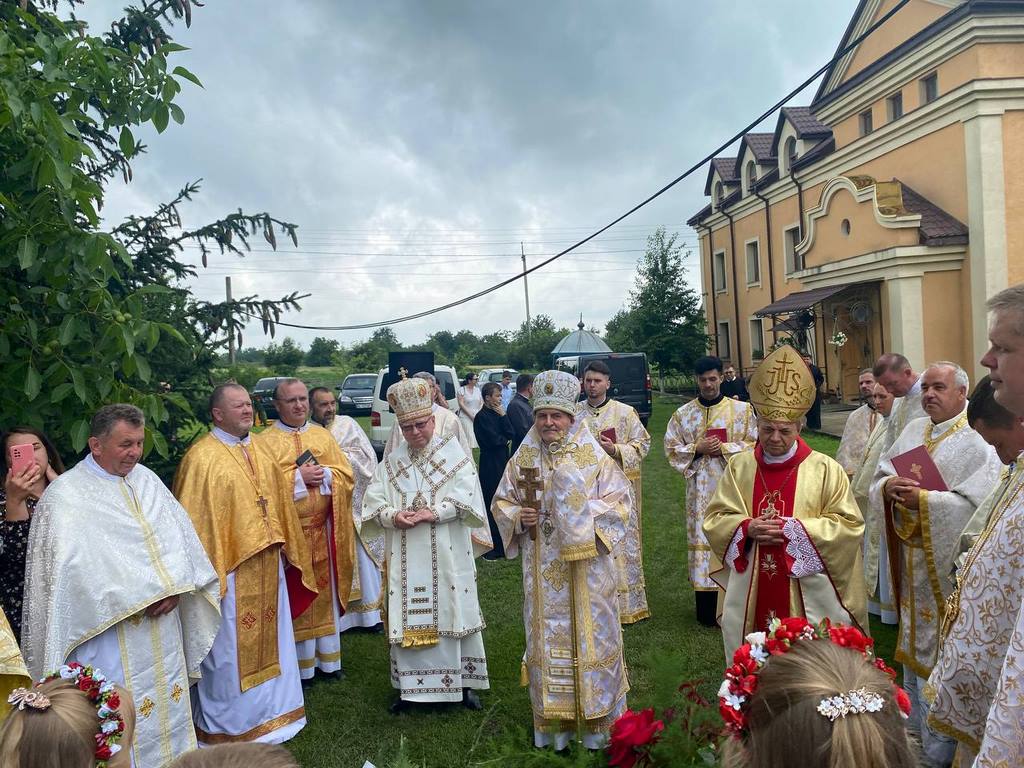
[719,363,750,402]
[506,373,534,453]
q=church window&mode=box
[859,109,873,136]
[841,219,851,237]
[784,225,802,273]
[713,251,727,293]
[749,318,765,359]
[784,137,798,173]
[921,72,939,104]
[886,91,903,121]
[745,240,760,286]
[717,321,731,359]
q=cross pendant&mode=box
[256,495,269,518]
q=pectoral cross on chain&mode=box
[759,490,782,520]
[256,495,270,521]
[517,466,544,542]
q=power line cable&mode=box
[240,0,910,333]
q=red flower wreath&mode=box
[717,617,911,740]
[41,663,127,767]
[608,707,665,768]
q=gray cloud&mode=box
[77,0,854,348]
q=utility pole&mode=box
[225,276,236,365]
[521,241,532,340]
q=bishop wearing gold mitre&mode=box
[173,383,317,744]
[492,370,633,751]
[703,345,867,660]
[253,379,356,683]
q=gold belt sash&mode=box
[235,545,281,692]
[293,490,336,642]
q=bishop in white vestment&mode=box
[492,370,632,750]
[310,387,385,630]
[22,405,220,768]
[362,377,490,710]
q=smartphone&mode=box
[295,449,319,467]
[9,443,36,475]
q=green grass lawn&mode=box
[287,399,893,767]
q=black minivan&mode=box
[554,352,652,426]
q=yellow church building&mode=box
[688,0,1023,399]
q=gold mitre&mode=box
[386,378,433,425]
[748,345,816,422]
[531,370,581,415]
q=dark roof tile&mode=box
[782,107,832,138]
[712,157,738,181]
[898,182,969,246]
[744,133,776,163]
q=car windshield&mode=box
[344,376,376,389]
[254,378,281,389]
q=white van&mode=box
[369,365,460,457]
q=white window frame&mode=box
[749,317,765,360]
[717,320,731,360]
[744,237,761,287]
[784,136,798,174]
[783,224,802,276]
[713,250,727,294]
[743,159,758,196]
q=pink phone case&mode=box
[9,443,35,474]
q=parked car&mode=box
[475,368,519,392]
[335,372,376,416]
[250,376,293,421]
[554,352,652,426]
[369,365,461,457]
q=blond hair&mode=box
[170,743,298,768]
[0,679,98,768]
[722,641,915,768]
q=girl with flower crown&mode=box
[0,665,135,768]
[719,619,915,768]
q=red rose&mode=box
[874,658,896,680]
[735,674,757,697]
[107,693,121,710]
[608,708,664,767]
[77,677,92,692]
[719,702,745,732]
[765,638,790,656]
[780,617,810,634]
[828,625,873,653]
[895,685,912,717]
[95,744,112,761]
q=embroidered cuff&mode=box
[725,519,752,573]
[435,497,469,524]
[561,541,599,562]
[782,518,825,578]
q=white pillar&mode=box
[886,276,925,372]
[964,113,1008,377]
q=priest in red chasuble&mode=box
[703,345,867,659]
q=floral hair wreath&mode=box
[33,662,126,766]
[718,617,912,739]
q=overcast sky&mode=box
[76,0,855,349]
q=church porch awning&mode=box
[754,284,853,317]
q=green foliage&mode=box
[0,0,302,479]
[507,315,571,371]
[606,228,708,380]
[305,335,340,367]
[264,337,305,373]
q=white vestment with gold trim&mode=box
[927,461,1024,766]
[663,397,757,590]
[362,433,490,702]
[492,419,633,749]
[22,456,220,768]
[836,403,879,475]
[328,415,384,629]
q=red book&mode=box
[706,428,728,443]
[890,445,948,492]
[600,427,617,443]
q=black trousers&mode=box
[695,590,718,627]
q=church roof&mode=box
[551,321,612,357]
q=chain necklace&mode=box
[755,455,800,520]
[400,450,430,511]
[218,434,271,520]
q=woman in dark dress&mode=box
[1,426,64,643]
[473,382,514,560]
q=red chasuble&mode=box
[730,438,813,633]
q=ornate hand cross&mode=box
[518,466,544,542]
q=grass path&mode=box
[287,397,891,767]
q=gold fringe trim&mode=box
[400,628,439,648]
[561,542,598,562]
[196,706,305,745]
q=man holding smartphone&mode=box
[254,379,357,685]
